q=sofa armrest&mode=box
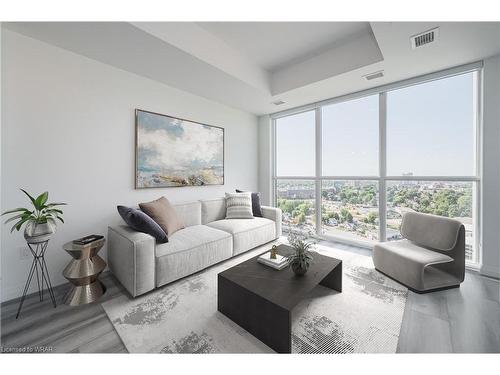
[107,225,155,297]
[261,206,282,238]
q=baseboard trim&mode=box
[479,264,500,279]
[1,278,67,306]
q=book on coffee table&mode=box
[257,252,288,270]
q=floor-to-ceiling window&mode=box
[273,66,481,264]
[321,95,380,242]
[275,111,317,232]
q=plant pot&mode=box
[24,221,56,244]
[291,262,309,276]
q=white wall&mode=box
[481,54,500,279]
[0,23,3,307]
[1,30,259,302]
[258,115,272,206]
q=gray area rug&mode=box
[102,242,407,353]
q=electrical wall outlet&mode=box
[19,246,31,260]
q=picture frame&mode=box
[135,109,225,188]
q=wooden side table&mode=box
[62,238,106,306]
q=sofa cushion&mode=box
[225,192,254,219]
[374,240,453,266]
[206,217,276,255]
[155,225,232,286]
[172,201,201,227]
[139,197,185,237]
[373,239,454,291]
[116,206,168,243]
[200,198,226,224]
[400,212,462,251]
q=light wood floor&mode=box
[1,272,127,353]
[1,242,499,353]
[319,241,500,353]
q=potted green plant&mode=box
[286,230,316,276]
[2,189,66,244]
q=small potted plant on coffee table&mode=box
[286,230,316,276]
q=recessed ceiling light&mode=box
[272,100,286,106]
[363,71,384,81]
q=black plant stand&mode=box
[16,240,57,319]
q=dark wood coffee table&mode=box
[217,244,342,353]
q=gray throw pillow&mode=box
[236,189,262,217]
[117,206,168,243]
[225,192,254,219]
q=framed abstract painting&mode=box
[135,109,224,188]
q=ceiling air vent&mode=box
[363,71,384,81]
[411,27,439,49]
[272,100,286,106]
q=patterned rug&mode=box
[102,242,407,353]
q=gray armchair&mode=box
[373,212,465,293]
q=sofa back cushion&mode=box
[200,198,226,224]
[172,201,202,227]
[401,212,462,251]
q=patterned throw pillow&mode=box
[225,192,254,219]
[236,189,263,217]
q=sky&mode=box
[276,72,476,177]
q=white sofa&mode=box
[107,198,282,297]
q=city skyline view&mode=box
[274,71,478,263]
[276,180,475,261]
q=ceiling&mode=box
[196,22,371,71]
[3,22,500,116]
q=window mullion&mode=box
[379,92,387,242]
[272,119,277,206]
[315,107,322,236]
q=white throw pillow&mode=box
[225,192,254,219]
